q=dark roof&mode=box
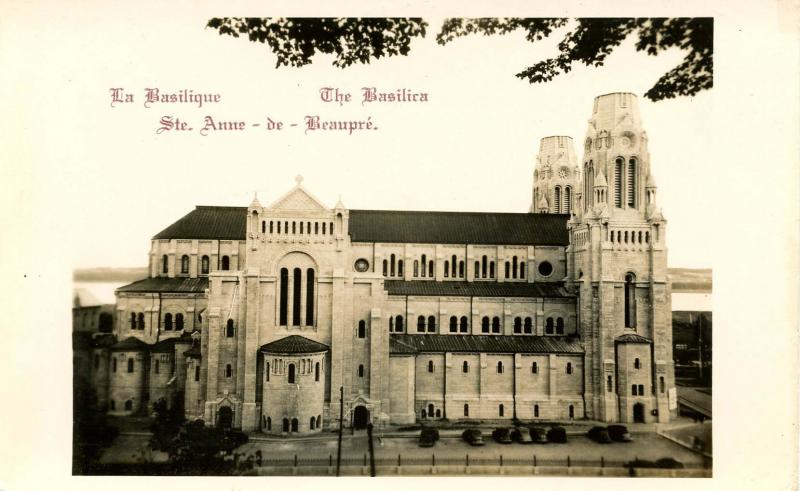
[92,333,118,348]
[389,334,583,354]
[110,337,150,352]
[117,277,208,294]
[615,333,652,344]
[384,280,573,298]
[260,335,329,354]
[149,205,569,246]
[349,210,569,245]
[153,206,247,240]
[150,336,193,352]
[184,344,201,358]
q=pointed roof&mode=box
[538,195,549,210]
[267,178,329,212]
[594,170,608,187]
[249,192,262,209]
[260,335,329,354]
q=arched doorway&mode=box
[633,403,645,423]
[353,405,369,430]
[218,406,233,430]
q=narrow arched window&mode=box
[266,417,271,430]
[291,418,298,432]
[556,317,565,335]
[417,315,426,333]
[564,186,572,214]
[428,260,434,277]
[137,313,144,329]
[459,261,465,277]
[265,363,270,382]
[634,358,641,369]
[221,255,230,271]
[127,358,134,373]
[554,186,561,212]
[279,268,288,326]
[464,404,469,417]
[462,360,469,373]
[396,315,404,333]
[112,358,117,372]
[382,259,388,276]
[389,316,394,332]
[444,261,449,278]
[282,418,289,432]
[164,313,173,331]
[492,316,501,333]
[292,268,302,326]
[474,260,480,278]
[659,376,665,393]
[566,362,573,374]
[520,262,526,279]
[316,415,322,429]
[489,261,495,278]
[449,316,457,333]
[310,416,315,429]
[631,384,638,396]
[505,261,510,278]
[195,365,200,381]
[125,400,133,411]
[130,312,136,329]
[481,316,489,333]
[546,317,554,334]
[201,255,209,274]
[225,364,232,378]
[357,320,366,339]
[288,364,296,383]
[569,405,575,419]
[614,157,624,208]
[225,319,235,337]
[638,384,645,395]
[427,315,436,333]
[513,317,522,333]
[421,255,427,277]
[358,364,365,377]
[428,360,435,373]
[398,260,404,277]
[155,360,160,373]
[421,409,427,418]
[460,316,468,333]
[481,256,487,278]
[534,404,539,417]
[306,269,315,326]
[627,158,637,207]
[499,404,504,417]
[413,260,419,277]
[390,254,396,276]
[176,313,184,330]
[315,362,320,381]
[524,317,533,334]
[625,273,637,328]
[532,362,538,374]
[181,255,189,274]
[162,255,168,275]
[497,361,503,374]
[512,256,518,279]
[607,375,613,392]
[428,404,434,417]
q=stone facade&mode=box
[90,92,676,432]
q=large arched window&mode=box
[292,268,302,326]
[181,255,189,274]
[279,268,288,326]
[201,255,209,274]
[306,269,315,326]
[288,364,296,383]
[513,317,522,334]
[226,319,235,338]
[556,317,565,335]
[625,273,637,328]
[175,313,184,330]
[481,316,490,333]
[545,317,554,334]
[614,157,624,208]
[460,316,469,333]
[417,315,426,333]
[162,255,168,275]
[164,313,173,331]
[395,315,404,333]
[491,316,501,333]
[564,186,572,214]
[357,320,366,339]
[221,255,230,270]
[524,317,533,334]
[427,316,436,333]
[554,186,562,212]
[627,158,637,207]
[449,316,458,333]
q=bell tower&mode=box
[530,136,580,214]
[567,92,674,423]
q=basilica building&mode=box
[96,92,675,434]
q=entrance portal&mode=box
[218,406,233,430]
[633,403,645,423]
[353,405,369,430]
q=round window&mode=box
[538,261,553,277]
[354,258,369,272]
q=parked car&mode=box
[419,428,439,447]
[607,424,633,442]
[462,429,485,446]
[491,427,513,444]
[587,426,612,443]
[510,427,534,443]
[546,425,568,443]
[529,426,549,444]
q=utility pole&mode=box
[367,423,376,477]
[336,386,343,476]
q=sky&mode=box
[2,11,717,270]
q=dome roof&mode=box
[260,335,329,354]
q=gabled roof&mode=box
[110,336,150,352]
[615,333,652,344]
[348,210,569,246]
[153,206,247,240]
[389,334,583,354]
[116,277,208,294]
[260,335,329,354]
[148,205,570,246]
[384,280,573,298]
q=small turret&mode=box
[531,136,579,214]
